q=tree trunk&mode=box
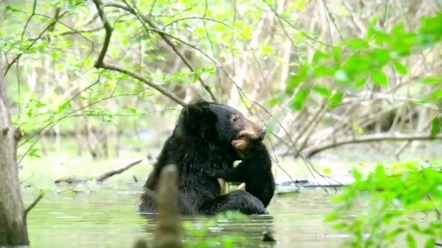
[0,52,30,245]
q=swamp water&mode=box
[21,142,442,247]
[24,187,353,248]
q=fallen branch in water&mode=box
[301,133,442,158]
[54,158,145,184]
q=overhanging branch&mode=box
[104,1,218,103]
[301,133,442,158]
[91,0,187,107]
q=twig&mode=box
[103,2,256,107]
[123,1,218,103]
[302,133,442,158]
[295,101,330,154]
[100,64,186,106]
[4,10,69,76]
[24,194,43,219]
[90,0,186,107]
[96,158,143,181]
[54,158,144,184]
[101,1,216,102]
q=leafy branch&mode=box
[91,0,187,107]
[4,4,70,76]
[121,0,218,102]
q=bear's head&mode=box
[174,99,266,144]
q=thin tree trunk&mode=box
[0,52,30,245]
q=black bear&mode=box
[205,136,275,208]
[139,99,269,216]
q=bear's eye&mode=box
[232,115,239,122]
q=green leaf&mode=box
[57,101,72,113]
[27,109,33,118]
[384,228,405,241]
[129,108,137,114]
[5,6,21,13]
[323,168,332,175]
[261,45,275,55]
[35,101,47,108]
[425,238,436,248]
[313,86,331,98]
[287,65,310,89]
[371,70,389,87]
[333,222,348,230]
[329,92,344,110]
[368,27,392,45]
[430,89,442,101]
[193,74,199,83]
[325,212,339,222]
[352,169,363,181]
[354,76,367,88]
[52,52,61,61]
[291,88,310,111]
[312,51,331,63]
[406,233,417,248]
[431,116,441,138]
[345,39,370,50]
[266,97,281,107]
[312,65,333,78]
[392,23,406,37]
[392,60,408,75]
[371,49,391,68]
[332,47,342,63]
[422,77,441,85]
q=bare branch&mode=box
[91,0,113,68]
[104,2,259,108]
[110,1,218,103]
[54,158,145,184]
[91,0,187,107]
[101,64,187,106]
[96,158,144,182]
[302,133,442,158]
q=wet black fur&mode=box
[205,140,275,207]
[139,99,268,216]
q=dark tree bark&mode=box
[0,51,30,245]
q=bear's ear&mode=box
[195,99,209,106]
[178,102,217,135]
[182,103,204,125]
